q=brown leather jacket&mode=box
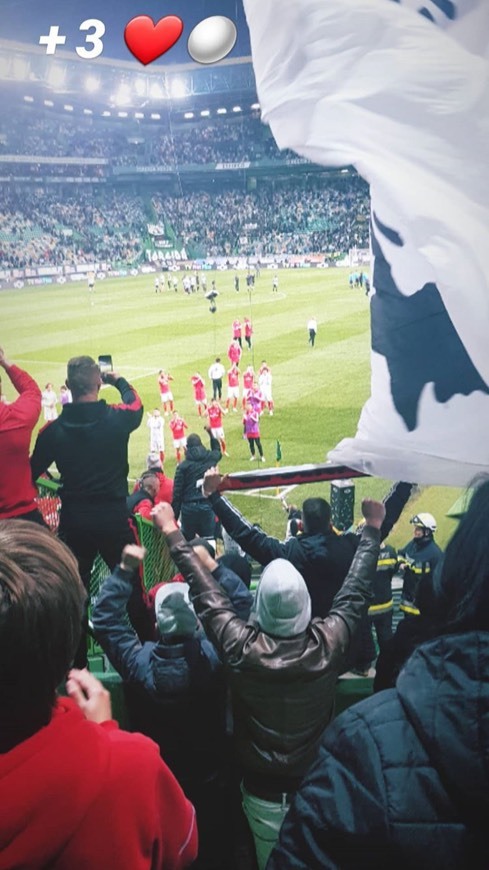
[166,525,380,791]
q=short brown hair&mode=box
[66,355,100,399]
[0,521,86,750]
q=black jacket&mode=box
[172,433,222,520]
[30,378,143,501]
[207,482,413,618]
[269,631,489,870]
[167,525,379,791]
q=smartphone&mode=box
[98,354,113,374]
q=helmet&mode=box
[410,512,437,533]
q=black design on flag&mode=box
[371,215,489,431]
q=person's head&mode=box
[66,356,101,401]
[154,582,198,639]
[45,382,53,390]
[0,521,86,750]
[302,497,331,535]
[252,559,311,637]
[151,408,161,418]
[246,365,254,374]
[430,477,489,633]
[245,402,253,414]
[146,452,161,470]
[140,472,160,500]
[411,512,437,540]
[215,357,221,363]
[186,433,202,451]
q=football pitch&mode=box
[1,267,462,549]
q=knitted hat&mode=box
[154,582,198,637]
[147,452,161,469]
[252,559,311,637]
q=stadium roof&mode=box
[1,0,251,64]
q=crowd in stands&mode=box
[0,175,369,269]
[0,189,146,268]
[0,113,302,167]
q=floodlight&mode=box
[118,111,128,117]
[23,95,34,103]
[200,109,210,117]
[150,81,164,99]
[232,106,242,113]
[47,64,66,90]
[150,112,161,119]
[115,83,131,106]
[134,112,144,119]
[102,110,111,117]
[44,99,54,107]
[217,108,227,115]
[340,168,349,174]
[84,75,100,93]
[170,77,186,99]
[251,103,260,110]
[184,112,194,119]
[64,104,74,112]
[83,108,93,115]
[12,56,29,81]
[134,77,146,97]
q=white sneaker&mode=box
[249,455,256,461]
[233,407,237,413]
[269,410,274,416]
[224,452,230,457]
[261,456,266,462]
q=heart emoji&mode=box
[124,15,184,65]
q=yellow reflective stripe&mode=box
[377,558,397,567]
[368,600,394,614]
[399,603,420,616]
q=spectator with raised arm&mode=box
[0,520,197,870]
[92,543,238,870]
[172,426,222,541]
[267,477,489,869]
[30,355,143,666]
[0,346,44,524]
[151,495,385,869]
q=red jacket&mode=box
[0,697,197,870]
[0,364,41,518]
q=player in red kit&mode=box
[169,410,188,462]
[244,317,253,350]
[191,372,207,416]
[226,364,240,412]
[157,370,174,415]
[227,338,242,367]
[232,318,243,348]
[242,365,255,409]
[206,399,229,456]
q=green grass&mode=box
[2,267,462,549]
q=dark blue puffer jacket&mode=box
[268,631,489,869]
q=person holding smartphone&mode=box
[31,355,144,667]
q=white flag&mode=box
[244,0,489,485]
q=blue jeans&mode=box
[241,784,290,870]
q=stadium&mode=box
[0,23,461,545]
[1,2,486,867]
